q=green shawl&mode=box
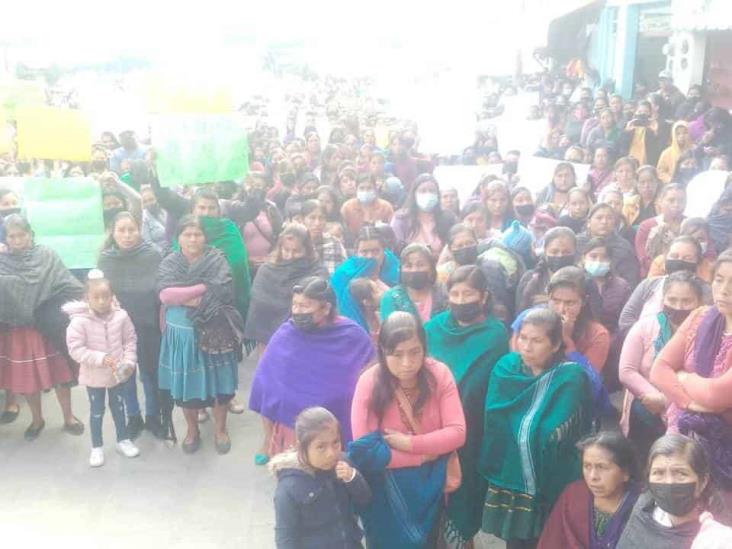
[480,352,591,508]
[425,311,509,546]
[380,283,447,323]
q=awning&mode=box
[546,1,606,63]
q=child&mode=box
[64,269,140,467]
[270,407,371,548]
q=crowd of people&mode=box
[2,67,732,549]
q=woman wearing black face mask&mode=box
[617,434,725,549]
[425,265,509,547]
[249,276,373,465]
[511,186,535,226]
[437,223,479,283]
[380,243,448,324]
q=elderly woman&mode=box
[98,212,164,439]
[249,276,374,464]
[480,309,592,548]
[157,215,245,455]
[244,224,328,347]
[380,243,448,323]
[0,214,85,440]
[425,266,509,547]
[349,312,466,548]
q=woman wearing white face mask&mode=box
[390,174,457,259]
[340,175,394,242]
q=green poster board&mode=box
[151,113,249,187]
[23,177,104,269]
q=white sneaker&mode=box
[89,447,105,467]
[116,439,140,458]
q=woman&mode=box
[300,200,347,275]
[512,186,536,226]
[349,312,466,548]
[316,185,342,223]
[558,188,593,234]
[650,250,732,508]
[620,101,660,167]
[611,157,638,196]
[249,277,374,463]
[239,172,283,274]
[515,226,577,314]
[380,244,448,323]
[589,146,615,194]
[332,225,400,332]
[657,121,691,184]
[617,434,722,548]
[0,215,85,440]
[633,166,661,226]
[635,183,687,277]
[586,108,621,153]
[577,203,641,288]
[536,162,577,214]
[581,237,632,335]
[390,173,457,257]
[619,236,712,332]
[648,218,716,282]
[538,432,640,549]
[674,151,701,187]
[347,278,385,342]
[340,175,394,239]
[619,271,704,461]
[425,266,509,547]
[480,309,593,548]
[460,202,491,241]
[437,223,480,283]
[98,212,164,439]
[157,215,244,454]
[482,179,513,232]
[318,144,343,187]
[244,224,328,347]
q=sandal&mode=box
[63,417,85,436]
[182,434,201,454]
[227,400,245,415]
[215,434,231,455]
[24,420,45,441]
[0,406,20,425]
[254,453,270,466]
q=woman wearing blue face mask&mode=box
[390,173,457,259]
[581,238,632,335]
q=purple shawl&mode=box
[248,317,374,441]
[694,306,726,377]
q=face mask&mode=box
[450,301,483,323]
[546,254,575,272]
[584,260,611,278]
[648,482,698,517]
[663,305,692,326]
[401,271,431,290]
[357,190,377,205]
[665,258,696,275]
[515,204,535,218]
[292,312,318,331]
[453,245,478,266]
[416,192,438,212]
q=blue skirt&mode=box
[158,306,238,407]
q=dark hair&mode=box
[102,190,129,210]
[356,225,387,249]
[300,199,324,218]
[371,312,434,422]
[292,276,337,320]
[316,185,342,221]
[191,189,220,214]
[2,213,32,236]
[175,214,205,241]
[520,308,565,365]
[400,243,436,285]
[581,236,612,260]
[274,223,316,263]
[544,226,577,251]
[667,235,703,263]
[349,277,376,308]
[657,182,686,201]
[713,249,732,277]
[510,186,533,203]
[681,217,709,240]
[447,223,477,248]
[446,265,491,315]
[459,201,490,224]
[578,431,639,482]
[662,270,704,301]
[552,162,576,185]
[398,173,454,244]
[102,211,141,251]
[647,434,715,509]
[588,202,618,228]
[294,407,340,468]
[547,265,594,342]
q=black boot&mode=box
[127,414,144,440]
[145,414,162,438]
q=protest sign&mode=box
[16,106,92,162]
[23,177,104,269]
[151,113,249,187]
[0,79,46,119]
[433,164,503,205]
[145,76,233,113]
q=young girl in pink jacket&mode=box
[64,270,140,467]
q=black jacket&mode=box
[272,452,371,549]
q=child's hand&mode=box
[103,355,118,368]
[335,461,355,482]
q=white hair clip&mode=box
[87,268,105,280]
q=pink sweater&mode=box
[64,301,137,389]
[350,358,466,468]
[618,315,666,435]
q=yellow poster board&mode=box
[144,76,233,113]
[0,79,46,119]
[16,105,92,162]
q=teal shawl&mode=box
[425,311,509,546]
[480,352,591,506]
[380,283,447,323]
